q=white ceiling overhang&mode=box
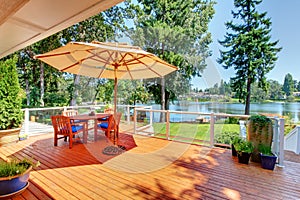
[0,0,124,59]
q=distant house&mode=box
[293,92,300,97]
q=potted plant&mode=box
[0,158,40,197]
[231,135,243,157]
[247,115,273,163]
[235,140,254,164]
[258,144,277,170]
[0,56,24,146]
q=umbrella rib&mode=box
[61,54,95,71]
[124,63,134,80]
[61,49,115,72]
[87,49,116,67]
[34,51,70,59]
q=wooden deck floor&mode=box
[1,132,300,200]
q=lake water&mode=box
[147,101,300,122]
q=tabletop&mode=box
[69,113,111,120]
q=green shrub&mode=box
[224,117,239,124]
[215,131,240,145]
[0,56,23,130]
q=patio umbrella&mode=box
[35,41,178,114]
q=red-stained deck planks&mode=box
[1,132,300,200]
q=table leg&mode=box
[83,122,88,143]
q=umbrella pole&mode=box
[114,77,118,116]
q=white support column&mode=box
[239,120,246,139]
[273,118,279,154]
[166,110,170,140]
[278,118,285,167]
[210,113,215,148]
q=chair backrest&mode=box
[104,108,114,114]
[62,110,78,117]
[51,115,72,135]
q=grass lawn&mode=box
[152,122,240,144]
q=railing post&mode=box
[134,108,137,134]
[149,108,153,127]
[278,118,285,167]
[297,126,300,154]
[166,110,170,140]
[127,105,130,124]
[210,113,215,147]
[24,108,29,136]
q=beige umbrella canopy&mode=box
[35,41,178,113]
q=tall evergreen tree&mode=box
[217,0,281,114]
[283,73,294,96]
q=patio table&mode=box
[69,113,111,141]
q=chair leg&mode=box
[69,133,73,149]
[54,133,58,146]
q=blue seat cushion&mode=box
[74,119,87,123]
[98,122,108,129]
[72,125,83,132]
[98,117,108,121]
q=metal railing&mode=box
[21,105,285,166]
[133,107,285,166]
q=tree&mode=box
[118,80,151,105]
[251,82,269,102]
[268,79,283,100]
[283,73,294,97]
[209,83,219,94]
[128,0,215,115]
[219,79,225,95]
[217,0,281,115]
[0,56,23,130]
[297,81,300,92]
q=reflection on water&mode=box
[147,101,300,122]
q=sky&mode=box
[192,0,300,89]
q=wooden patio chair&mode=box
[97,112,122,144]
[62,109,82,141]
[51,115,86,149]
[62,109,88,138]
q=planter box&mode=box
[260,153,277,170]
[237,152,252,164]
[0,128,21,146]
